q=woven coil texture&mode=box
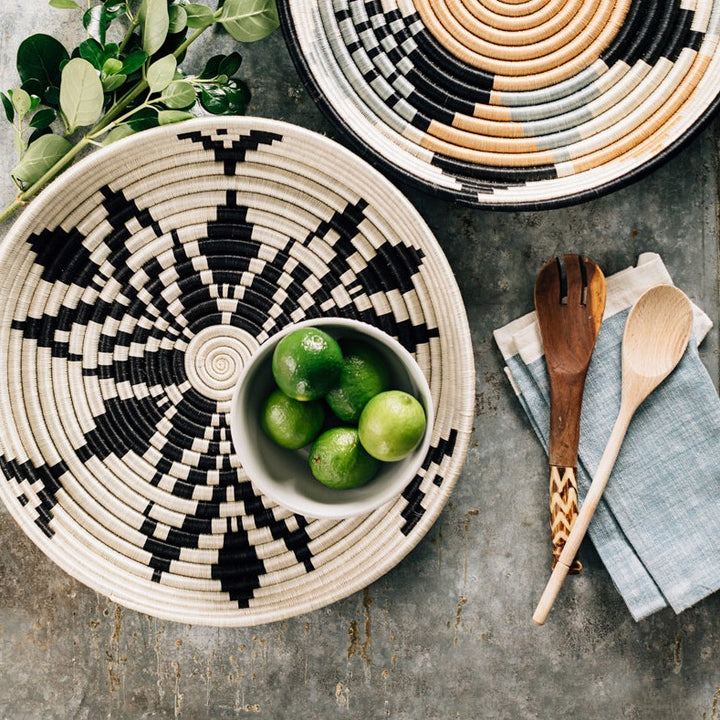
[278,0,720,208]
[0,117,474,626]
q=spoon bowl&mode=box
[622,285,695,394]
[533,284,694,625]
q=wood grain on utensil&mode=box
[535,255,606,573]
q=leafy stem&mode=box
[1,0,279,225]
[0,134,89,223]
[117,9,140,55]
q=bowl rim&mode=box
[230,317,435,519]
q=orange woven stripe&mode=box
[444,0,599,52]
[458,0,577,31]
[429,119,538,150]
[570,52,711,173]
[413,0,629,89]
[420,124,553,165]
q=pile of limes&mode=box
[260,326,427,490]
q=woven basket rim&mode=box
[0,116,475,626]
[277,0,720,210]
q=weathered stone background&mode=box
[1,4,720,719]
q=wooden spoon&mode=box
[535,255,606,573]
[533,284,694,625]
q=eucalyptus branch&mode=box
[1,0,279,226]
[1,135,91,223]
[117,12,141,55]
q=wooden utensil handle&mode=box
[549,465,582,575]
[534,407,633,625]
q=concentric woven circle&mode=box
[278,0,720,208]
[0,117,474,626]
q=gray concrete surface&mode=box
[2,5,720,719]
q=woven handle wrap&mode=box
[549,465,582,574]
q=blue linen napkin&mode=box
[494,253,720,620]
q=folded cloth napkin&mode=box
[494,252,720,620]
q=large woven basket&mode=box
[279,0,720,209]
[0,117,474,626]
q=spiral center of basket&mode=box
[184,325,259,402]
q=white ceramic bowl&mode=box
[230,318,434,519]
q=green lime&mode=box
[325,340,391,423]
[272,326,343,401]
[260,388,325,450]
[358,390,426,462]
[309,427,380,489]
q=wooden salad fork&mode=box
[534,255,606,573]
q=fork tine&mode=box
[583,257,607,331]
[564,254,584,305]
[534,257,562,309]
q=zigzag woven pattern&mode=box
[549,465,582,574]
[0,117,474,626]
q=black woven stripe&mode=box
[602,0,669,66]
[410,26,494,95]
[177,128,283,175]
[662,10,703,63]
[431,154,558,184]
[372,11,484,113]
[212,538,265,606]
[400,474,425,535]
[422,429,458,471]
[0,455,61,538]
[27,225,92,284]
[101,184,163,241]
[400,429,460,535]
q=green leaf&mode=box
[11,133,72,188]
[160,80,196,109]
[83,1,125,43]
[139,0,170,56]
[218,0,278,42]
[158,109,194,125]
[1,92,14,123]
[59,57,104,133]
[126,106,159,131]
[20,78,44,99]
[121,50,148,76]
[199,52,242,80]
[11,88,32,116]
[102,124,136,145]
[102,74,127,92]
[184,3,215,28]
[200,78,250,115]
[77,38,106,69]
[29,108,56,129]
[199,55,223,80]
[28,126,53,145]
[102,58,124,75]
[83,6,108,44]
[146,55,177,93]
[49,0,82,8]
[168,5,188,34]
[17,35,69,104]
[220,52,242,77]
[45,86,61,107]
[104,0,126,12]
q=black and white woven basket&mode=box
[279,0,720,209]
[0,117,474,626]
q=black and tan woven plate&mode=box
[0,117,474,626]
[279,0,720,209]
